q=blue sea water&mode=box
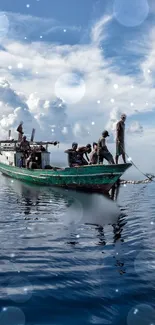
[0,175,155,325]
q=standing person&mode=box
[115,114,126,164]
[17,121,24,141]
[19,136,31,159]
[90,142,98,164]
[98,131,115,164]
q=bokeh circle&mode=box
[55,73,85,104]
[0,307,25,325]
[113,0,149,27]
[127,304,155,325]
[7,276,32,303]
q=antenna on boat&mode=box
[30,128,35,142]
[8,130,11,140]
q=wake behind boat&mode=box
[0,128,132,196]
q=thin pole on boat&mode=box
[30,128,35,142]
[8,130,11,139]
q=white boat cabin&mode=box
[0,140,58,169]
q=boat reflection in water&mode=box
[5,176,126,237]
[2,175,127,279]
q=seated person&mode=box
[26,151,37,168]
[19,155,24,168]
[90,142,98,164]
[65,142,79,167]
[39,145,46,152]
[98,131,115,164]
[76,144,92,165]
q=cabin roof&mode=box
[0,140,59,145]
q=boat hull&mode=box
[0,162,132,194]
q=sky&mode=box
[0,0,155,175]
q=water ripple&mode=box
[0,176,154,324]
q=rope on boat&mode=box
[119,143,155,182]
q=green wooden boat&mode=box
[0,137,132,194]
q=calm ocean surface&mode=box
[0,174,155,325]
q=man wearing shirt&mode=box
[98,131,115,164]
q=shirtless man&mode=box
[65,142,79,167]
[77,144,92,165]
[90,142,98,164]
[115,114,126,164]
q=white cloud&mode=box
[91,15,112,45]
[128,121,144,134]
[1,11,57,40]
[73,123,90,138]
[0,11,155,174]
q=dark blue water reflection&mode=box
[0,175,155,325]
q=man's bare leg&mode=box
[98,155,103,164]
[115,155,119,164]
[122,153,126,164]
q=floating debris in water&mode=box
[121,179,151,185]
